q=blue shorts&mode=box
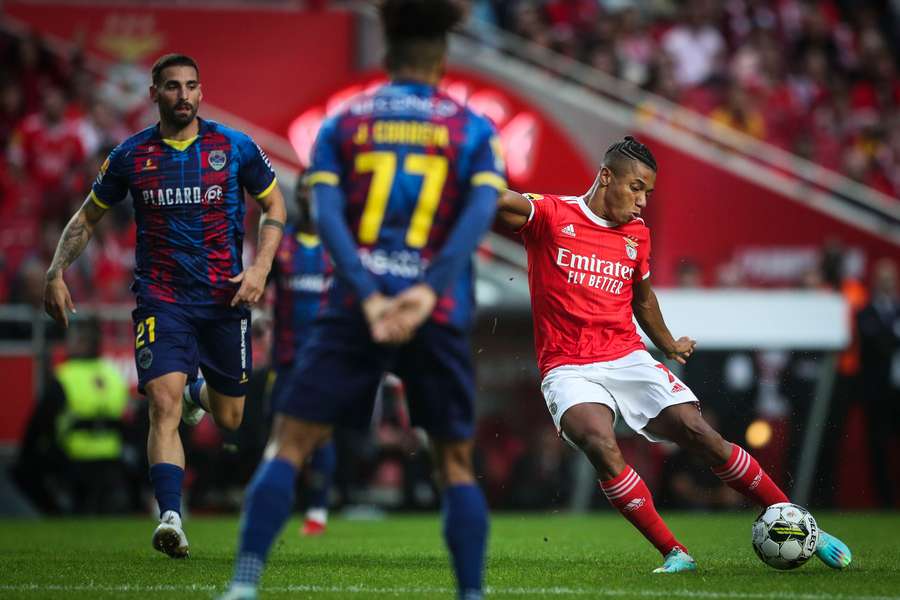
[132,299,252,397]
[276,314,475,441]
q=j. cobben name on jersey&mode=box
[141,185,224,207]
[556,247,634,295]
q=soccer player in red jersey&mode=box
[496,136,852,572]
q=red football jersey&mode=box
[518,193,651,376]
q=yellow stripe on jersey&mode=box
[471,172,507,191]
[255,177,279,199]
[306,171,340,187]
[89,190,110,209]
[161,136,199,151]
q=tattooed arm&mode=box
[44,197,108,327]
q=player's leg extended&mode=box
[646,403,851,569]
[301,438,336,536]
[434,439,489,600]
[220,415,332,600]
[145,372,191,558]
[645,403,788,507]
[560,403,693,572]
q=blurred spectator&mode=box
[7,85,85,219]
[857,258,900,507]
[675,257,703,288]
[709,78,767,140]
[482,0,900,197]
[812,241,868,504]
[11,318,130,514]
[660,0,726,87]
[0,78,25,148]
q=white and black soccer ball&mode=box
[751,502,819,570]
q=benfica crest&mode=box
[625,238,638,260]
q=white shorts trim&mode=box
[540,350,699,443]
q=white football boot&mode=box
[215,584,258,600]
[181,384,205,426]
[152,510,189,558]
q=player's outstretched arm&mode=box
[631,277,696,364]
[44,197,107,327]
[495,189,532,230]
[230,186,287,307]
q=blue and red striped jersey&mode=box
[90,118,277,306]
[307,80,506,329]
[271,225,331,367]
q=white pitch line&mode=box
[0,583,898,600]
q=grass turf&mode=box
[1,512,898,599]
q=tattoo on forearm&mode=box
[261,218,285,232]
[48,216,92,277]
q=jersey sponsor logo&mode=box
[204,185,224,205]
[549,401,558,416]
[349,95,458,118]
[623,497,646,512]
[625,238,638,260]
[671,382,686,393]
[560,224,576,237]
[556,247,635,294]
[208,150,227,171]
[141,186,204,207]
[358,248,426,279]
[285,273,331,293]
[142,158,157,171]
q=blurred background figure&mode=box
[12,317,130,514]
[857,258,900,508]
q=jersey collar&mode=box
[155,117,209,151]
[388,79,436,93]
[576,195,619,228]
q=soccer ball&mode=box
[751,502,819,570]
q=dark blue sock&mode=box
[149,463,184,518]
[442,484,489,599]
[188,378,206,410]
[307,441,336,510]
[233,458,297,585]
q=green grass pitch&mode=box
[1,512,899,599]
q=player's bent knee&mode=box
[212,406,243,431]
[206,389,245,431]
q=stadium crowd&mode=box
[1,4,898,515]
[480,0,900,198]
